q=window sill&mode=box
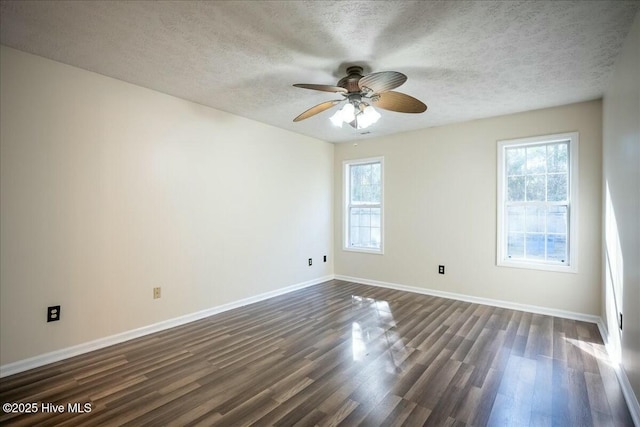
[343,246,384,255]
[497,259,577,274]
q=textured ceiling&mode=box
[1,1,638,143]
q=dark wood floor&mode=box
[0,280,634,426]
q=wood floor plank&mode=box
[0,280,634,426]
[315,398,358,427]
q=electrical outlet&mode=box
[308,258,312,266]
[323,255,327,262]
[619,313,623,330]
[438,265,445,274]
[47,305,61,322]
[153,287,161,299]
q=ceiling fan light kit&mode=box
[328,95,382,130]
[293,65,427,131]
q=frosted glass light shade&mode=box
[329,109,344,127]
[329,103,380,129]
[357,105,381,129]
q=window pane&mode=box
[372,163,381,185]
[546,234,567,262]
[547,173,568,201]
[525,175,545,201]
[350,163,380,203]
[507,233,524,259]
[371,208,381,228]
[349,207,381,249]
[526,146,546,174]
[350,224,360,246]
[350,208,359,227]
[547,142,568,173]
[359,208,371,226]
[362,185,372,202]
[507,176,525,201]
[547,206,567,234]
[371,227,381,247]
[525,234,545,259]
[372,183,381,202]
[357,167,372,202]
[506,148,525,176]
[358,227,371,246]
[507,206,525,232]
[350,164,367,202]
[525,206,545,233]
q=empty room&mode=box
[1,1,639,426]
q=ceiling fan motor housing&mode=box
[338,66,364,93]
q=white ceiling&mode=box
[1,1,638,143]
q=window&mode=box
[497,133,578,272]
[344,157,383,253]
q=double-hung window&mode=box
[344,157,383,253]
[497,132,578,272]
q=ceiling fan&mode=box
[292,66,427,130]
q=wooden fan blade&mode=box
[358,71,407,93]
[293,100,342,122]
[374,91,427,113]
[293,84,348,93]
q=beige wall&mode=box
[334,100,602,316]
[603,12,640,402]
[0,46,334,365]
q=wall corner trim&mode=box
[597,318,640,426]
[0,275,333,378]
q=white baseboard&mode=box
[597,319,640,426]
[0,275,332,378]
[335,275,601,323]
[616,363,640,427]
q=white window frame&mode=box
[497,132,578,273]
[343,157,384,254]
